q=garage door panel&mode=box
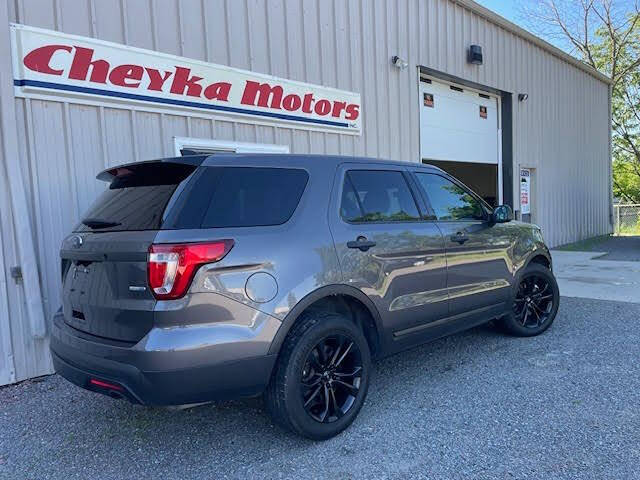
[420,79,499,165]
[422,129,499,165]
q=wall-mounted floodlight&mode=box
[391,55,408,69]
[518,93,529,102]
[468,45,483,65]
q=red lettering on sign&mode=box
[170,67,203,97]
[282,93,302,111]
[203,82,231,101]
[241,81,283,109]
[68,47,109,84]
[314,99,331,116]
[145,68,173,91]
[345,104,360,121]
[23,44,72,75]
[331,101,347,118]
[302,93,314,113]
[109,64,144,88]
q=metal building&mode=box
[0,0,612,386]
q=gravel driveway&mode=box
[1,296,639,480]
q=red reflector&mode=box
[147,240,234,300]
[89,378,124,391]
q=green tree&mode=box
[523,0,640,203]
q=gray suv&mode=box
[51,154,558,440]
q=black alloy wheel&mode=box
[513,272,555,328]
[300,334,363,423]
[265,311,371,440]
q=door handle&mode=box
[347,236,376,252]
[450,232,469,244]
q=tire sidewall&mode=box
[283,316,371,440]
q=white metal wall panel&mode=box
[1,0,611,384]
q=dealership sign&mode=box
[10,24,361,134]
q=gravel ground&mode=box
[1,296,639,480]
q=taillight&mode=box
[147,240,234,300]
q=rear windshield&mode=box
[76,165,308,232]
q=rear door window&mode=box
[341,170,420,223]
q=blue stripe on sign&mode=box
[13,79,351,129]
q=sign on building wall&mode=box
[520,168,531,215]
[10,24,361,134]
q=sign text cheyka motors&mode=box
[11,24,361,133]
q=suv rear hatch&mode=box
[60,157,309,344]
[60,159,202,343]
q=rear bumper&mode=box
[50,308,279,405]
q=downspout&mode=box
[0,9,46,338]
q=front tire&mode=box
[265,311,371,440]
[498,263,560,337]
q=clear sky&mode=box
[473,0,570,52]
[474,0,522,25]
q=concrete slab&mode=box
[551,250,640,304]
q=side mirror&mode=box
[492,205,513,223]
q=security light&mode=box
[391,55,408,69]
[518,93,529,102]
[468,45,483,65]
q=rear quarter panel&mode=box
[151,159,341,323]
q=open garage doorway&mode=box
[424,160,499,207]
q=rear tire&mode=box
[265,311,371,440]
[498,263,560,337]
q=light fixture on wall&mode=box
[468,45,483,65]
[518,93,529,102]
[391,55,408,69]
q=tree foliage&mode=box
[523,0,640,203]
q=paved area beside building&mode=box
[552,235,640,304]
[1,297,639,480]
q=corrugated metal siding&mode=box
[1,0,611,384]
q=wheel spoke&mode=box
[329,387,344,419]
[304,384,322,407]
[334,366,362,379]
[302,373,322,388]
[536,294,554,303]
[309,348,323,370]
[334,342,353,367]
[318,384,330,422]
[329,337,345,366]
[333,379,359,395]
[317,342,329,367]
[522,307,529,326]
[531,306,542,326]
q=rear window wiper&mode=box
[82,218,122,229]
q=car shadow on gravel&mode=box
[63,321,508,447]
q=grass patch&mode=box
[555,234,613,252]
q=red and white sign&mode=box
[10,24,361,134]
[520,168,531,215]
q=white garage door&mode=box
[419,78,500,166]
